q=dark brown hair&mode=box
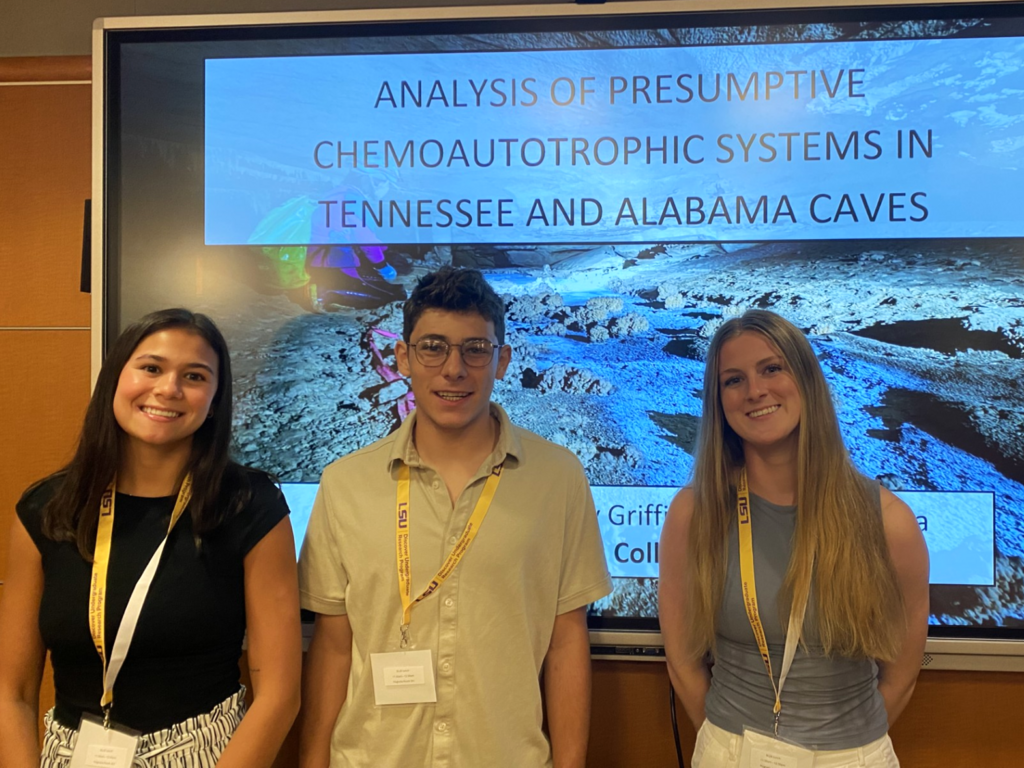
[37,308,250,557]
[402,266,506,343]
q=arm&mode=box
[658,488,712,731]
[298,613,352,768]
[0,517,47,768]
[215,519,302,768]
[543,606,592,768]
[876,489,929,727]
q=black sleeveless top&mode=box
[16,471,289,732]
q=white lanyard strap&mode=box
[90,474,192,725]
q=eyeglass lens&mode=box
[414,340,495,366]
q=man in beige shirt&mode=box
[298,266,612,768]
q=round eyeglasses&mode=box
[408,338,499,368]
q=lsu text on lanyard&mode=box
[737,468,808,737]
[395,463,503,646]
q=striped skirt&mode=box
[40,689,247,768]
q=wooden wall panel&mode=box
[0,57,93,749]
[0,330,91,578]
[0,56,91,83]
[588,660,692,768]
[890,669,1024,767]
[0,84,91,328]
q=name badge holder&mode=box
[735,469,815,767]
[370,463,502,707]
[69,476,193,768]
[739,727,815,768]
[68,715,140,768]
[369,649,438,706]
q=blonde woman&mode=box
[659,310,928,767]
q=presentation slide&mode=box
[206,38,1024,245]
[112,9,1024,632]
[586,486,994,586]
[285,484,996,587]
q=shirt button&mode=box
[432,480,441,490]
[437,722,448,732]
[444,597,454,607]
[442,661,452,672]
[448,535,457,545]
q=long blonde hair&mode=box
[687,310,904,661]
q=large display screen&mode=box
[105,3,1024,638]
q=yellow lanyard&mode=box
[395,463,503,646]
[736,468,807,737]
[89,474,193,719]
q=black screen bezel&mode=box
[102,1,1024,642]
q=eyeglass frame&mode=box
[406,337,502,368]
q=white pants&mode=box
[693,720,900,768]
[40,689,246,768]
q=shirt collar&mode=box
[387,402,522,471]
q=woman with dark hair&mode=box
[0,309,301,768]
[659,309,929,767]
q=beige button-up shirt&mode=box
[299,403,612,768]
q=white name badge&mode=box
[740,728,815,768]
[69,715,140,768]
[370,649,437,706]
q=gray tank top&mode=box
[703,489,890,750]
